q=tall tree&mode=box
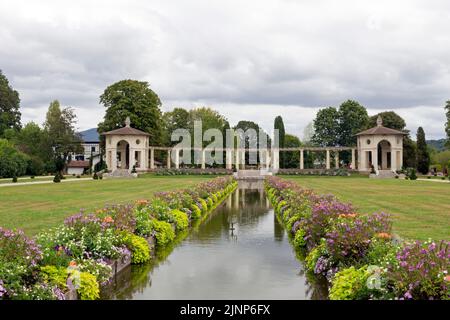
[163,107,190,146]
[445,101,450,149]
[416,127,430,174]
[44,100,82,174]
[338,100,369,147]
[312,107,340,147]
[98,80,164,145]
[188,107,229,147]
[0,70,21,137]
[274,116,286,166]
[284,134,301,168]
[12,122,52,175]
[234,120,270,165]
[369,111,406,130]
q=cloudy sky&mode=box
[1,0,449,139]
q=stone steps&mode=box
[370,169,397,179]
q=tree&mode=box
[0,139,29,178]
[0,70,21,137]
[403,136,417,169]
[337,100,369,164]
[234,120,270,166]
[188,107,229,147]
[11,122,51,175]
[338,100,369,147]
[98,80,164,146]
[163,108,190,146]
[44,100,82,175]
[369,111,406,130]
[416,127,430,174]
[445,101,450,149]
[284,134,301,168]
[274,116,286,166]
[312,107,340,147]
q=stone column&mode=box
[167,150,171,169]
[300,149,304,170]
[129,149,135,172]
[266,149,271,169]
[326,149,330,170]
[150,148,155,169]
[391,149,397,171]
[226,149,232,170]
[174,149,180,169]
[335,151,339,169]
[111,148,117,171]
[235,149,240,170]
[241,150,246,169]
[351,148,356,170]
[372,150,378,171]
[234,188,239,210]
[272,149,279,170]
[201,149,206,169]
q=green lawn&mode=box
[282,175,450,241]
[0,175,214,235]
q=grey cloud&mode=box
[0,0,449,138]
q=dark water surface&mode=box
[103,188,327,299]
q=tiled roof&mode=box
[67,160,90,168]
[356,126,407,136]
[101,126,150,136]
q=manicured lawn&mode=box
[0,175,215,235]
[282,175,450,241]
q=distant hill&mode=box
[427,139,447,151]
[78,128,99,143]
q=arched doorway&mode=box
[117,140,130,169]
[377,140,391,170]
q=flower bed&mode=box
[0,176,237,300]
[265,176,449,300]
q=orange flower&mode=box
[339,213,357,218]
[376,232,392,239]
[69,261,77,267]
[444,275,450,282]
[136,199,149,206]
[103,216,114,223]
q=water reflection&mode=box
[102,187,327,300]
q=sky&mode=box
[1,0,449,140]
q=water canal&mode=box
[102,185,327,299]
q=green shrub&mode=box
[364,238,397,266]
[78,272,100,300]
[329,266,370,300]
[199,199,208,213]
[211,194,218,203]
[40,265,68,290]
[305,242,326,272]
[207,197,214,209]
[12,176,17,183]
[134,207,154,237]
[53,174,61,183]
[276,200,287,215]
[93,172,98,180]
[190,204,202,219]
[151,220,175,246]
[171,209,189,231]
[293,228,306,249]
[121,232,150,264]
